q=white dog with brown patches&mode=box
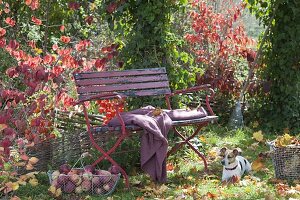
[219,147,251,182]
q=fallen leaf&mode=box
[28,178,38,186]
[28,157,39,165]
[253,130,264,142]
[252,157,265,171]
[26,163,34,170]
[20,154,29,161]
[252,121,259,128]
[11,182,19,191]
[16,180,27,186]
[25,171,39,178]
[249,142,259,150]
[156,184,168,195]
[49,186,62,197]
[4,182,13,194]
[264,193,276,200]
[25,142,35,147]
[166,163,174,172]
[55,188,62,197]
[10,196,21,200]
[207,149,217,159]
[206,192,218,199]
[0,124,8,131]
[152,108,162,116]
[15,162,26,167]
[199,135,207,143]
[268,178,287,184]
[275,133,294,147]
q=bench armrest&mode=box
[165,84,215,116]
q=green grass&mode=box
[8,125,300,199]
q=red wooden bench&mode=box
[73,67,218,187]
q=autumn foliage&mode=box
[186,0,256,96]
[0,1,122,193]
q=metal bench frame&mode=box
[73,67,218,187]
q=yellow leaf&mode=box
[252,157,265,171]
[17,180,27,186]
[15,162,26,167]
[295,184,300,191]
[275,134,294,147]
[89,3,96,11]
[11,182,19,191]
[157,184,168,194]
[48,185,56,194]
[26,163,34,170]
[34,48,43,55]
[28,157,39,165]
[29,178,38,187]
[0,124,7,131]
[199,135,207,143]
[253,130,264,142]
[26,171,39,177]
[252,121,259,128]
[207,149,217,159]
[152,108,162,116]
[55,188,62,197]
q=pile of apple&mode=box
[50,164,119,195]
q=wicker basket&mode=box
[47,169,120,195]
[48,154,120,196]
[268,141,300,181]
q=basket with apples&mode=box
[48,155,120,195]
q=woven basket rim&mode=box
[267,140,300,149]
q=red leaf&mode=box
[60,25,65,32]
[5,17,16,27]
[60,36,71,44]
[0,38,6,48]
[31,16,42,25]
[20,154,29,161]
[25,0,32,6]
[0,27,6,37]
[8,40,19,49]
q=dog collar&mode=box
[225,164,238,171]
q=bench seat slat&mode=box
[78,88,172,101]
[171,116,218,126]
[75,74,169,86]
[91,116,218,133]
[77,81,170,94]
[74,68,166,79]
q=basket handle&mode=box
[71,152,92,169]
[266,141,276,152]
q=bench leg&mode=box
[167,123,208,170]
[87,130,130,188]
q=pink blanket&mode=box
[108,106,207,182]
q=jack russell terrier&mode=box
[219,147,251,182]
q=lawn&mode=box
[9,125,300,200]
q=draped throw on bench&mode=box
[108,106,208,182]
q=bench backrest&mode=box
[74,67,171,102]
